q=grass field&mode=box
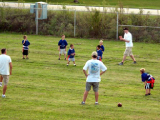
[2,0,160,9]
[0,33,160,120]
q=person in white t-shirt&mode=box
[81,51,107,105]
[119,28,136,65]
[0,48,12,98]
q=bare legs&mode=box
[64,54,66,59]
[122,55,136,63]
[67,61,76,66]
[23,55,29,59]
[145,89,151,94]
[59,54,66,60]
[122,55,127,62]
[0,76,2,82]
[3,85,7,95]
[82,91,98,103]
[95,92,99,102]
[83,91,89,102]
[130,55,136,62]
[144,82,151,95]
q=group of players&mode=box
[57,34,105,66]
[0,28,155,103]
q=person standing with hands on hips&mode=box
[22,35,30,59]
[119,28,136,65]
[58,34,68,60]
[81,51,107,105]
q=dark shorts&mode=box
[86,82,99,92]
[23,50,28,55]
[145,83,154,89]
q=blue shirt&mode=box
[58,39,68,49]
[22,40,30,50]
[141,73,154,82]
[100,45,105,53]
[97,49,102,60]
[68,48,75,58]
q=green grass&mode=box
[0,33,160,120]
[2,0,160,9]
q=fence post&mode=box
[74,10,76,37]
[36,8,38,35]
[116,12,119,40]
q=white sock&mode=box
[82,101,85,103]
[95,102,98,103]
[0,82,2,84]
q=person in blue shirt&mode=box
[99,40,105,53]
[140,68,155,96]
[58,35,68,60]
[96,45,102,61]
[22,35,30,59]
[67,44,76,66]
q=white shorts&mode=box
[68,58,75,61]
[59,49,66,54]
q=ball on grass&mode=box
[118,103,122,107]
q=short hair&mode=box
[61,34,65,37]
[92,51,97,58]
[23,35,27,39]
[97,45,101,49]
[123,27,128,30]
[140,68,145,73]
[70,44,73,47]
[1,48,6,54]
[99,40,103,43]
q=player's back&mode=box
[0,54,11,75]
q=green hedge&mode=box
[0,7,160,43]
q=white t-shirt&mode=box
[83,59,107,82]
[124,32,133,47]
[0,54,12,75]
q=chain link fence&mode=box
[0,5,160,42]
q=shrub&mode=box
[0,7,160,43]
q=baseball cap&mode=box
[123,27,128,30]
[92,51,97,57]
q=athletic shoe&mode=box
[118,62,123,65]
[95,103,99,105]
[81,102,85,105]
[148,93,151,95]
[145,94,149,96]
[74,64,76,66]
[66,64,69,66]
[58,58,60,60]
[65,58,66,60]
[22,58,25,59]
[133,61,136,64]
[2,94,6,98]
